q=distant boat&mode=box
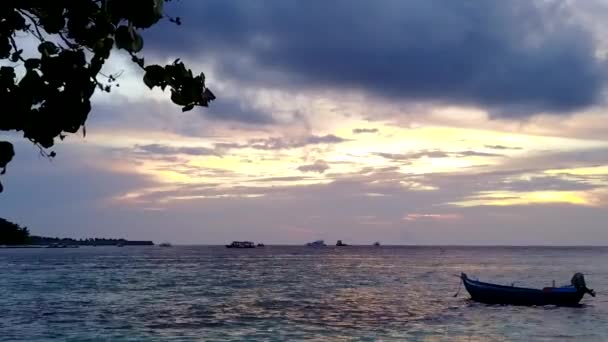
[257,243,265,247]
[306,240,326,247]
[159,242,172,247]
[373,241,381,247]
[116,242,124,247]
[336,240,348,247]
[226,241,256,248]
[461,273,595,306]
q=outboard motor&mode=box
[571,273,596,297]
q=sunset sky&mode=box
[3,0,608,244]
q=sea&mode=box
[1,246,607,341]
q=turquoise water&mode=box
[0,246,606,341]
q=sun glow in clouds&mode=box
[451,190,591,207]
[99,115,608,206]
[74,62,608,208]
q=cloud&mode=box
[151,164,238,178]
[249,176,311,183]
[403,213,462,221]
[298,160,330,173]
[500,176,598,192]
[202,98,275,124]
[7,137,605,244]
[303,134,346,145]
[499,148,608,171]
[103,162,608,244]
[374,149,502,162]
[135,144,221,156]
[484,144,523,150]
[216,134,348,151]
[147,0,607,116]
[353,128,379,134]
[455,150,503,157]
[374,151,448,161]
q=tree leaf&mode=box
[0,38,11,59]
[170,90,188,106]
[38,42,59,57]
[143,65,165,89]
[24,58,41,70]
[127,0,164,28]
[39,11,65,33]
[130,30,144,53]
[152,0,164,20]
[114,25,143,52]
[10,49,23,62]
[0,141,15,170]
[114,25,132,51]
[201,88,216,106]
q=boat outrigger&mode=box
[461,273,595,306]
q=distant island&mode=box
[0,217,153,246]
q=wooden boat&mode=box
[461,273,595,306]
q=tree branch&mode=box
[58,32,79,49]
[31,141,54,160]
[16,9,46,42]
[8,36,25,62]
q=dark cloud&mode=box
[375,149,502,162]
[136,144,220,156]
[88,91,275,138]
[484,145,523,150]
[298,160,330,173]
[148,0,606,116]
[249,176,311,183]
[502,147,608,171]
[215,134,348,151]
[203,98,275,124]
[455,151,503,157]
[500,176,597,192]
[304,135,346,145]
[353,128,379,134]
[375,151,448,161]
[152,164,238,178]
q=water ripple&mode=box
[0,246,606,341]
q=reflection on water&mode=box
[0,246,607,341]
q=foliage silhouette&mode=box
[0,217,153,245]
[0,217,30,245]
[0,0,215,192]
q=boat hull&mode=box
[461,273,585,306]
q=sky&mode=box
[3,0,608,245]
